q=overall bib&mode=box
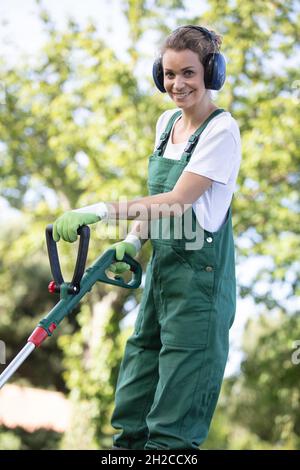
[111,108,236,450]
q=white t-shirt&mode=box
[154,109,242,232]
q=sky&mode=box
[0,0,273,378]
[0,0,205,63]
[0,0,130,62]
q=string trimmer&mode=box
[0,225,142,389]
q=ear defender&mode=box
[152,25,226,93]
[152,58,166,93]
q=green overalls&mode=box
[111,108,236,450]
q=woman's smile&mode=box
[172,90,194,100]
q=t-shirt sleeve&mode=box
[183,128,238,185]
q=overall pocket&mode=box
[171,246,215,300]
[160,247,214,349]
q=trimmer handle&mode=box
[46,224,90,295]
[96,248,142,289]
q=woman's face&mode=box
[162,48,207,109]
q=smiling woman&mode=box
[108,25,241,451]
[52,24,242,451]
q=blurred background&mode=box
[0,0,299,450]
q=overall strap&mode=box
[153,110,182,157]
[181,108,225,163]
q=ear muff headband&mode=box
[152,25,226,92]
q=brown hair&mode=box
[160,25,223,65]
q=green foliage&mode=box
[202,310,300,450]
[0,426,61,450]
[225,312,300,449]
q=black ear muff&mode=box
[203,52,226,90]
[152,57,166,93]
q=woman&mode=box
[53,25,241,450]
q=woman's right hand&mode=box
[108,240,138,274]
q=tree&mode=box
[198,0,300,450]
[204,311,300,449]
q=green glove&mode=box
[53,211,101,243]
[109,241,137,275]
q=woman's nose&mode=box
[173,75,185,90]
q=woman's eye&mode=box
[165,71,193,78]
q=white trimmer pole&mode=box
[0,342,35,389]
